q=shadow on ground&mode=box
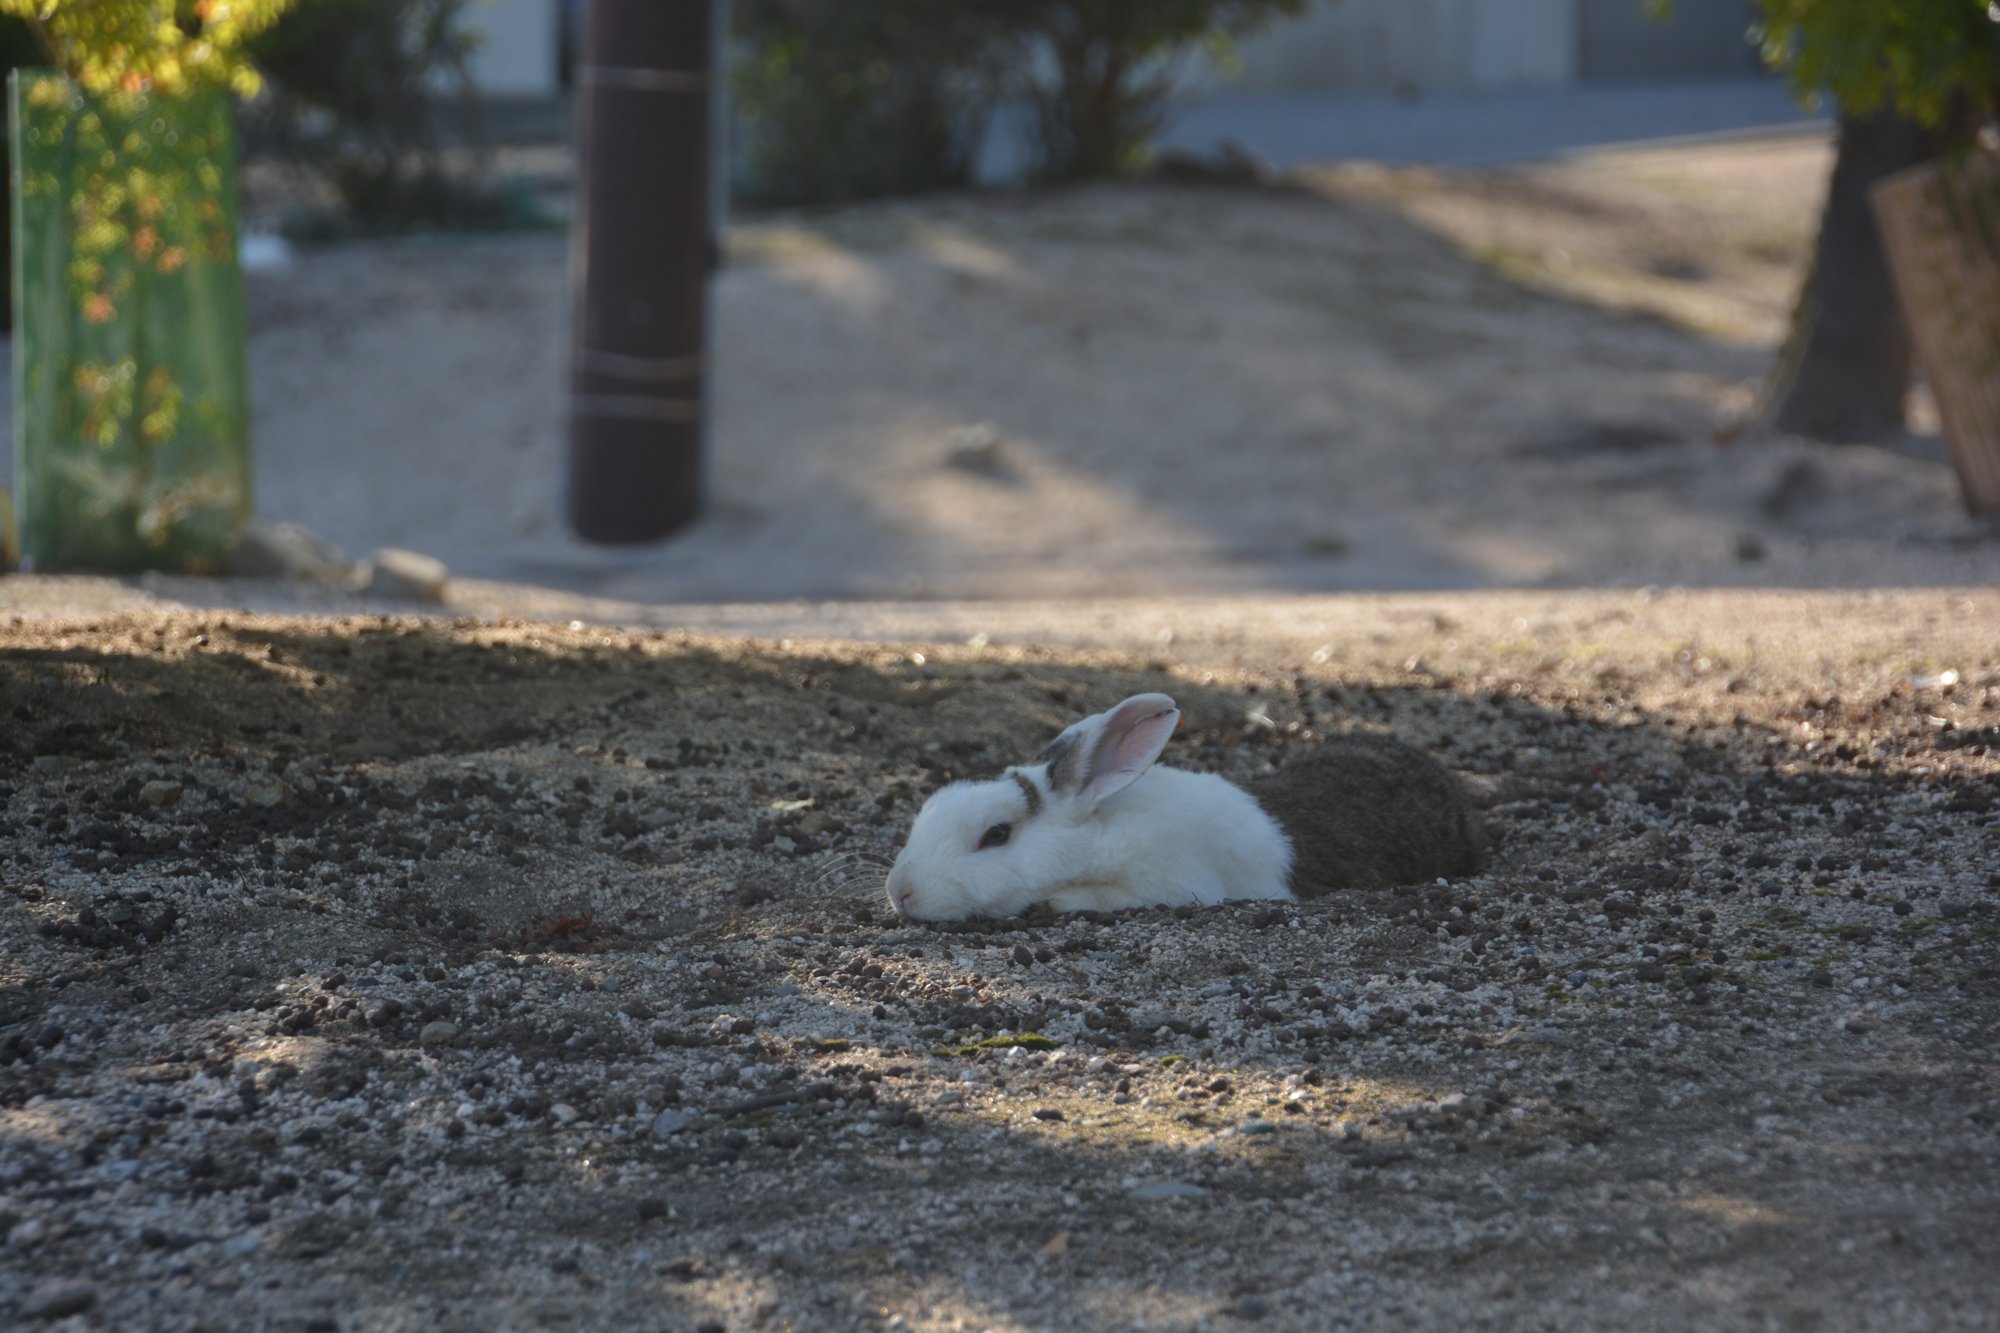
[0,615,1995,1329]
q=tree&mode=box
[1751,0,2000,441]
[0,0,294,96]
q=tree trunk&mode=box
[1764,111,1944,441]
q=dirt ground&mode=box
[1,590,1996,1331]
[10,131,1994,602]
[2,123,1998,1332]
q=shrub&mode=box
[731,0,1311,205]
[1012,0,1308,182]
[245,0,516,232]
[731,0,1019,207]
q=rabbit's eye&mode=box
[977,822,1012,850]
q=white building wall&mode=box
[1218,0,1580,96]
[1219,0,1757,96]
[463,0,560,98]
[1465,0,1576,88]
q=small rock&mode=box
[1031,1108,1065,1123]
[361,548,450,603]
[418,1021,459,1048]
[1237,1119,1277,1136]
[276,1214,348,1259]
[1220,1295,1270,1321]
[21,1279,98,1319]
[551,1102,581,1126]
[138,779,184,807]
[362,998,404,1028]
[1130,1181,1208,1202]
[943,422,1011,477]
[650,1110,693,1136]
[227,773,293,809]
[637,1197,667,1221]
[229,519,353,583]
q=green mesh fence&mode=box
[9,71,249,573]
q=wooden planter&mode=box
[1872,143,2000,517]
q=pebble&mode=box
[228,519,352,583]
[551,1103,581,1126]
[227,773,293,809]
[1130,1181,1208,1201]
[418,1021,459,1047]
[21,1279,98,1319]
[139,779,184,807]
[1237,1119,1277,1136]
[362,547,450,603]
[650,1110,693,1136]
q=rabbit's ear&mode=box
[1039,693,1180,813]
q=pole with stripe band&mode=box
[566,0,717,543]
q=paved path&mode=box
[982,75,1822,179]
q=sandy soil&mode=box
[0,592,1996,1330]
[11,131,1993,604]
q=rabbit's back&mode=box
[1248,735,1483,895]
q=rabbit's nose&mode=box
[885,870,916,918]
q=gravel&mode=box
[0,604,1995,1331]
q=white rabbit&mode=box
[885,693,1291,921]
[884,691,1483,922]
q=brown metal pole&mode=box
[567,0,714,543]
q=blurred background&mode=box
[4,0,1996,604]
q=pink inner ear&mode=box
[1101,720,1168,774]
[1079,695,1179,807]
